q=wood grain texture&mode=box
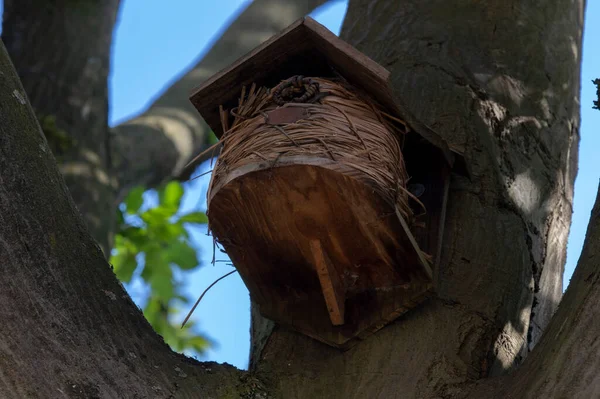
[310,240,346,325]
[208,162,432,347]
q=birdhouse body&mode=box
[208,163,432,345]
[190,17,462,348]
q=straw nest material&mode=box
[207,75,420,224]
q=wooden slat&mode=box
[395,206,433,279]
[310,240,346,326]
[189,19,313,136]
[403,137,454,271]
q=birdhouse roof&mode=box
[189,17,463,168]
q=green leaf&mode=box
[166,241,198,270]
[115,178,212,355]
[142,296,210,353]
[124,186,145,214]
[139,203,185,225]
[119,226,149,248]
[178,211,208,224]
[208,131,219,145]
[142,297,162,326]
[141,246,163,279]
[113,233,125,248]
[145,248,174,300]
[186,336,210,352]
[174,294,190,304]
[140,206,175,225]
[151,273,174,301]
[147,220,186,242]
[111,250,137,282]
[161,181,184,209]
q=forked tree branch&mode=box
[468,182,600,397]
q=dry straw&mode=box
[207,75,422,225]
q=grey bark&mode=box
[594,78,599,109]
[250,0,584,397]
[0,39,246,399]
[0,0,595,398]
[467,180,600,397]
[2,0,121,254]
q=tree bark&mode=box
[0,39,250,399]
[250,0,584,397]
[0,0,594,398]
[468,180,600,397]
[2,0,121,254]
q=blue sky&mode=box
[101,0,600,369]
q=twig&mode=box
[184,142,222,170]
[180,270,237,328]
[188,168,213,181]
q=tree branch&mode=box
[2,0,121,253]
[0,38,253,398]
[469,181,600,397]
[593,78,599,110]
[111,0,329,201]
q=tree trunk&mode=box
[468,181,600,398]
[0,0,594,398]
[0,39,247,399]
[2,0,121,254]
[1,0,328,254]
[250,0,584,397]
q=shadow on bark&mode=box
[249,1,583,398]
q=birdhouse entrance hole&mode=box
[189,17,463,348]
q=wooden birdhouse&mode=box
[189,17,465,348]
